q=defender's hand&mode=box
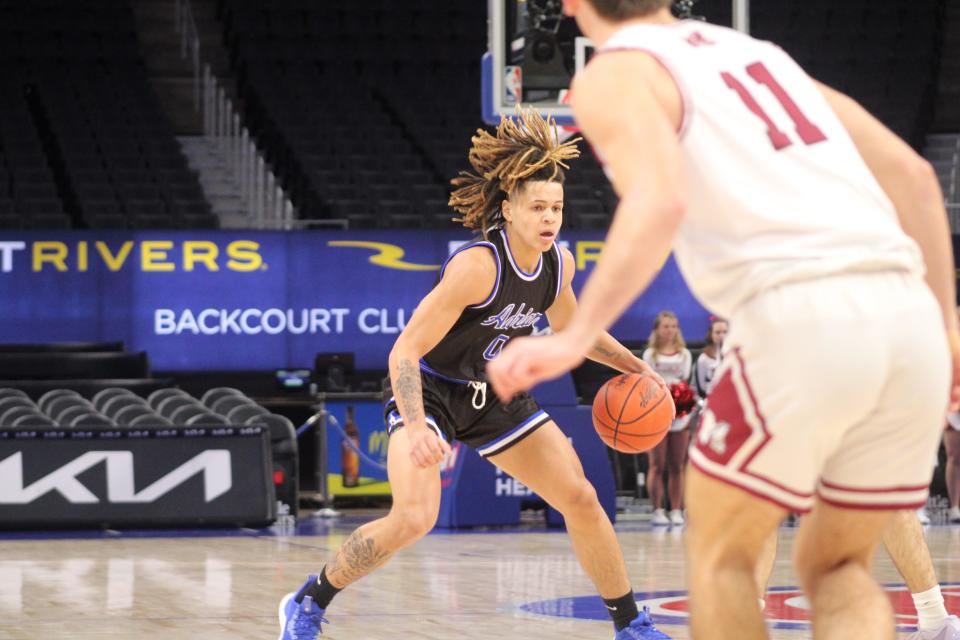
[488,334,586,402]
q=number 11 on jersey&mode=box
[721,61,827,151]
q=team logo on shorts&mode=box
[515,583,960,631]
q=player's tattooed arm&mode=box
[326,528,391,587]
[590,343,621,361]
[589,333,662,382]
[588,333,634,369]
[393,357,424,426]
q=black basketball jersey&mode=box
[421,228,563,383]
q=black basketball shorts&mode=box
[382,370,551,458]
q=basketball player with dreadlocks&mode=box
[277,109,672,640]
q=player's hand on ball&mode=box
[407,426,451,468]
[635,359,666,387]
[488,334,586,402]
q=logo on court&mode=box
[516,584,960,631]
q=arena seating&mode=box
[0,0,215,230]
[0,78,69,229]
[927,133,959,203]
[220,0,945,229]
[220,0,616,229]
[709,0,943,148]
[0,342,169,396]
[0,341,124,353]
[0,0,949,231]
[0,351,150,380]
[0,384,298,514]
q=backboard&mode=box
[482,0,587,127]
[482,0,750,127]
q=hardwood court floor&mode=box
[1,513,959,639]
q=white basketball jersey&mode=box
[600,22,924,317]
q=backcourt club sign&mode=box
[0,231,709,370]
[516,584,960,632]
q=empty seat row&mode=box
[0,386,296,432]
[0,384,299,514]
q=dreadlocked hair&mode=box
[448,108,581,237]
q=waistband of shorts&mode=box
[419,359,479,386]
[732,267,919,315]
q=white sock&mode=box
[913,585,950,631]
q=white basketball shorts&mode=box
[689,270,950,513]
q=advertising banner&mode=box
[323,399,391,497]
[0,231,709,370]
[0,426,275,529]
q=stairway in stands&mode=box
[177,136,249,228]
[131,0,249,227]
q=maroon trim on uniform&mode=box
[819,479,932,494]
[815,492,927,512]
[695,347,815,500]
[729,348,814,498]
[690,456,809,514]
[593,47,692,139]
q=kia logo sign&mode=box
[0,450,232,504]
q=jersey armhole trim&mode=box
[597,47,694,140]
[553,242,564,304]
[439,241,502,310]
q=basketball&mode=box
[592,373,675,454]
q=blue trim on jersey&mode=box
[386,409,446,441]
[553,242,563,303]
[439,240,502,310]
[477,409,549,456]
[500,229,542,281]
[419,359,472,385]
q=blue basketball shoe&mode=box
[614,606,672,639]
[278,575,329,639]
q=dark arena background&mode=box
[0,1,957,638]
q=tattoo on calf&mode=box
[327,528,390,584]
[395,358,423,424]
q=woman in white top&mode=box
[642,310,693,526]
[692,317,728,399]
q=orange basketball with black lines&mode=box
[592,373,675,453]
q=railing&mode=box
[174,0,302,230]
[174,0,201,112]
[202,65,296,229]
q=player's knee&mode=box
[794,546,869,593]
[553,479,600,517]
[389,505,437,544]
[690,533,756,583]
[688,518,758,569]
[795,557,860,595]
